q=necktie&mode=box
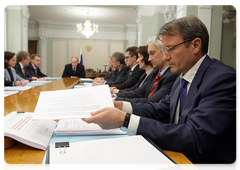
[148,73,162,97]
[22,68,25,76]
[7,68,14,81]
[179,78,189,116]
[128,70,133,79]
[35,69,37,75]
[73,67,76,74]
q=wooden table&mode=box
[4,78,192,164]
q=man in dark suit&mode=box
[84,16,236,163]
[92,52,130,86]
[115,38,179,103]
[62,56,85,78]
[104,56,119,81]
[109,46,145,89]
[14,51,38,82]
[27,54,47,78]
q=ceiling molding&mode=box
[28,28,129,41]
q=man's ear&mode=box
[192,38,202,54]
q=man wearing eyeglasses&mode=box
[84,16,236,164]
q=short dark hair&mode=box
[126,46,138,59]
[16,51,30,62]
[112,52,125,65]
[136,46,152,66]
[157,15,209,55]
[4,51,15,68]
[31,54,41,60]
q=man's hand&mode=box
[109,87,117,93]
[113,101,123,110]
[37,77,46,81]
[92,79,105,86]
[31,76,38,80]
[14,81,25,86]
[0,64,4,72]
[112,89,119,94]
[83,107,126,129]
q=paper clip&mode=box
[55,142,69,154]
[59,146,66,154]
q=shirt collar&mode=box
[181,55,206,84]
[131,64,138,71]
[31,63,36,69]
[19,62,24,69]
[159,66,169,75]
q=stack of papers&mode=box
[4,112,57,150]
[49,135,176,166]
[54,119,126,135]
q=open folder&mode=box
[48,135,176,166]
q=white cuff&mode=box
[122,101,133,113]
[127,114,140,136]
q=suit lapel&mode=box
[179,55,212,123]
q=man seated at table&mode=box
[27,54,48,79]
[104,56,119,81]
[84,15,236,164]
[93,52,130,86]
[14,51,38,82]
[62,56,85,78]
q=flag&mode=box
[79,43,83,65]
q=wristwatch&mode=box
[120,113,131,132]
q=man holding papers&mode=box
[83,16,236,164]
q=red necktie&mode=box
[148,73,162,97]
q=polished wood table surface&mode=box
[4,78,192,164]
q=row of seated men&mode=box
[93,37,179,103]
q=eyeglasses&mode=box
[160,38,195,54]
[125,56,132,59]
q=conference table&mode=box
[4,78,192,164]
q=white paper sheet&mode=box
[49,135,176,167]
[4,86,32,91]
[33,85,113,120]
[54,119,126,135]
[4,90,19,97]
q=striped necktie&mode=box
[148,73,162,97]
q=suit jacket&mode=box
[14,62,33,81]
[0,73,13,86]
[112,64,145,89]
[118,72,148,92]
[104,69,119,80]
[27,63,47,78]
[106,65,130,86]
[116,68,179,103]
[62,63,85,78]
[4,67,25,82]
[131,56,236,163]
